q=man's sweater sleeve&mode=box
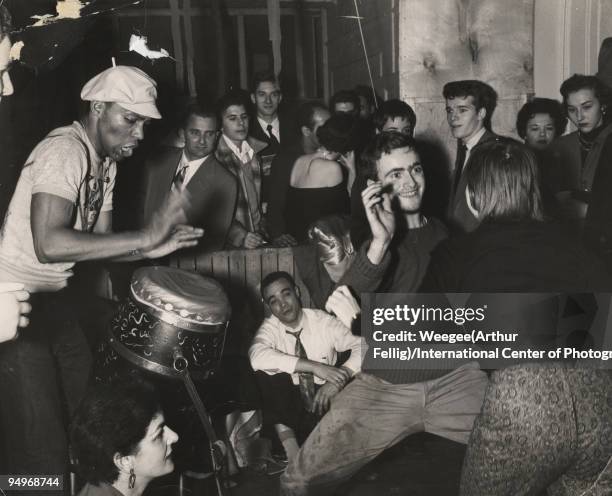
[340,240,391,296]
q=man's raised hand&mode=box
[362,180,395,246]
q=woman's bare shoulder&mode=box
[308,158,343,185]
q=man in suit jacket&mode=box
[215,91,269,249]
[143,105,237,253]
[249,72,297,208]
[443,80,499,232]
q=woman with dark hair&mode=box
[285,114,359,242]
[516,98,566,215]
[71,380,179,496]
[546,74,612,226]
[516,98,566,151]
[420,138,609,292]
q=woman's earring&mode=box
[128,469,136,489]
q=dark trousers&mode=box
[0,289,92,492]
[255,371,319,444]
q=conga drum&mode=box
[94,266,231,495]
[96,266,230,383]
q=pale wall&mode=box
[398,0,534,167]
[534,0,612,99]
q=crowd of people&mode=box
[0,25,611,495]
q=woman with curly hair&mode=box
[71,380,179,496]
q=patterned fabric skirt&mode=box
[460,363,611,496]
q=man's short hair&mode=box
[516,98,566,139]
[466,138,543,222]
[360,132,418,181]
[372,99,417,133]
[443,80,498,130]
[216,90,250,119]
[260,271,296,299]
[559,74,611,109]
[251,71,280,94]
[330,90,360,113]
[181,103,217,129]
[297,101,328,131]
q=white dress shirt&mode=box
[258,116,280,142]
[173,152,208,189]
[222,134,255,164]
[462,126,487,166]
[249,308,364,385]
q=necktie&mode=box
[453,141,468,193]
[266,124,280,148]
[173,164,189,189]
[286,329,316,410]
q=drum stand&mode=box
[177,365,229,496]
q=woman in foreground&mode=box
[71,380,179,496]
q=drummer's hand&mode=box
[0,283,31,343]
[243,231,267,249]
[142,225,204,259]
[143,189,191,249]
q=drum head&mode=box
[131,266,231,325]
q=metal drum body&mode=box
[96,266,231,383]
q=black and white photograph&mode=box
[0,1,610,495]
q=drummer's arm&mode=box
[92,211,142,262]
[31,193,201,262]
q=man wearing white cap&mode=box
[0,65,202,482]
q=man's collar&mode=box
[463,127,487,150]
[258,116,279,129]
[222,134,254,159]
[181,151,208,168]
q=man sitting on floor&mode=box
[249,271,363,462]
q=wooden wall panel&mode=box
[172,247,313,319]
